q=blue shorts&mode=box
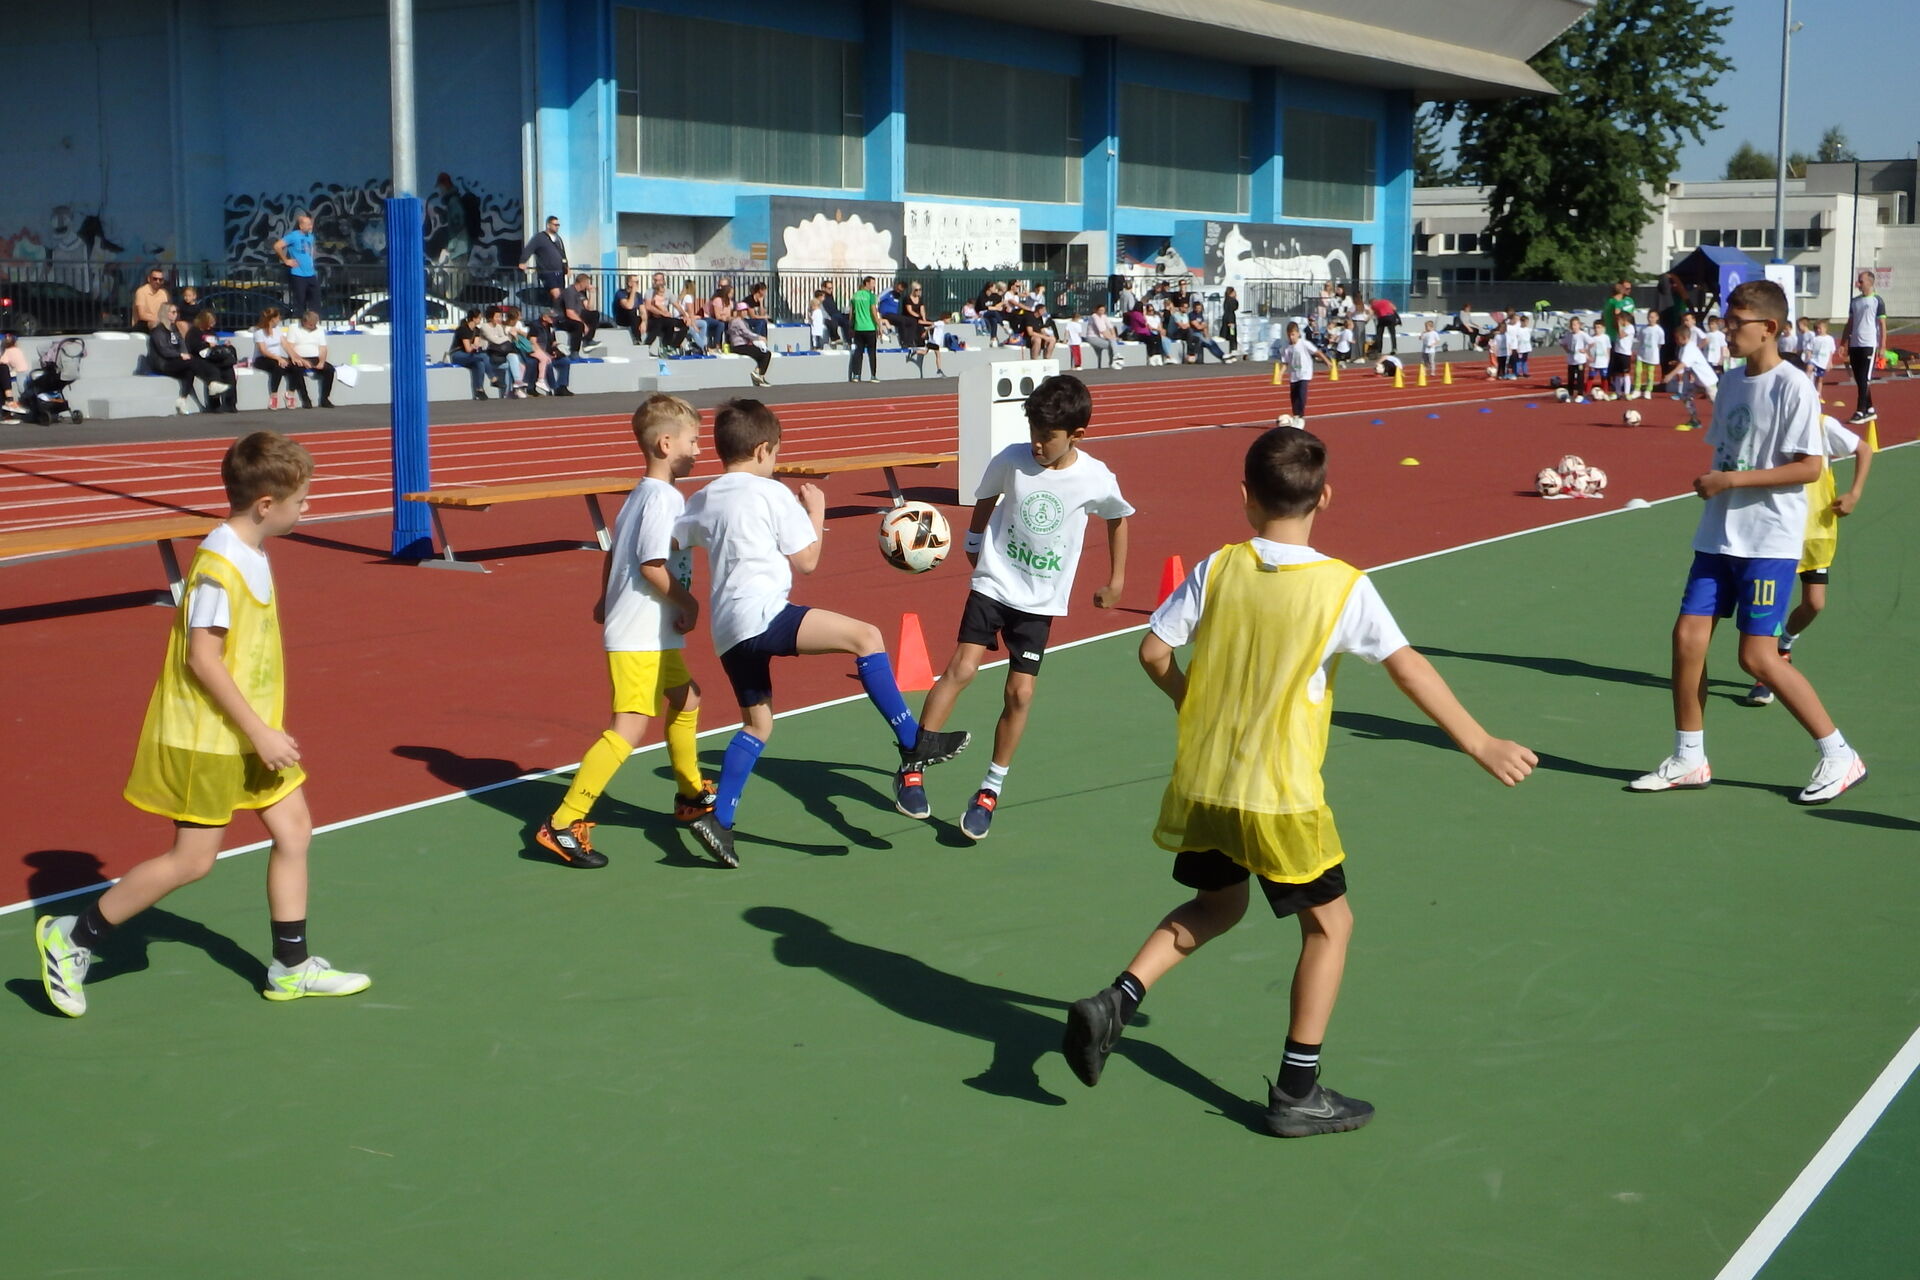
[719,604,811,707]
[1679,552,1797,636]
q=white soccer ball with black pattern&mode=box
[1579,465,1608,495]
[1623,409,1643,427]
[877,501,952,574]
[1536,467,1565,497]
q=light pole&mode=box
[1770,0,1803,264]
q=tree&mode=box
[1414,104,1457,187]
[1816,125,1856,163]
[1437,0,1733,281]
[1725,142,1811,180]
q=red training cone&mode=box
[1157,555,1187,605]
[894,612,937,692]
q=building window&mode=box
[1118,83,1249,213]
[1679,229,1698,248]
[1739,227,1767,250]
[616,9,862,188]
[1441,267,1491,288]
[1283,109,1377,222]
[1784,228,1808,252]
[1795,266,1821,298]
[907,53,1080,204]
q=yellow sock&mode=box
[553,730,633,826]
[666,708,703,797]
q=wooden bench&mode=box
[401,476,639,571]
[773,451,957,510]
[0,513,220,605]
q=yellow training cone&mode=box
[1271,362,1282,387]
[1442,361,1453,385]
[1392,365,1404,389]
[1399,457,1420,466]
[1328,360,1339,382]
[1417,364,1428,387]
[1867,421,1880,452]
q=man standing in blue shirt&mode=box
[274,212,321,321]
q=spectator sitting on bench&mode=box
[285,310,337,408]
[449,308,495,400]
[1,335,29,413]
[746,281,772,339]
[554,273,604,358]
[534,311,575,396]
[612,274,641,331]
[251,307,297,410]
[643,271,687,354]
[187,310,240,413]
[150,302,230,415]
[478,306,524,397]
[707,280,735,350]
[680,279,709,353]
[728,302,772,388]
[818,280,850,347]
[505,306,550,397]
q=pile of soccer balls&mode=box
[1536,453,1608,499]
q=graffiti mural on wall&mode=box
[223,174,522,272]
[1,204,146,305]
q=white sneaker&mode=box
[174,396,196,415]
[207,380,232,395]
[1113,358,1126,370]
[1795,751,1867,805]
[1629,755,1712,791]
[263,956,371,1002]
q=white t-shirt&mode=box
[1491,329,1507,356]
[1678,341,1719,389]
[809,307,827,340]
[1777,328,1800,355]
[1612,328,1635,358]
[186,522,274,629]
[1420,330,1439,353]
[252,327,288,358]
[1819,416,1861,463]
[672,472,818,655]
[972,444,1134,617]
[1586,330,1611,363]
[1636,322,1664,363]
[1283,338,1316,383]
[1512,324,1533,354]
[604,477,691,652]
[1332,328,1353,355]
[1847,293,1885,350]
[1703,330,1728,365]
[285,323,325,360]
[1150,539,1409,703]
[1693,361,1824,559]
[1562,331,1587,364]
[1806,333,1837,369]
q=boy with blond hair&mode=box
[35,431,369,1015]
[1062,425,1535,1135]
[534,394,714,868]
[672,399,969,867]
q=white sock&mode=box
[1816,729,1850,759]
[1674,730,1705,764]
[981,762,1009,795]
[1780,631,1799,652]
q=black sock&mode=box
[271,919,310,968]
[1114,971,1146,1025]
[1279,1038,1321,1097]
[70,902,113,951]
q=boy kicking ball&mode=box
[671,399,969,867]
[1062,426,1535,1136]
[533,394,715,868]
[35,431,369,1016]
[1631,279,1867,804]
[899,374,1131,838]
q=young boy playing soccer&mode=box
[532,393,714,868]
[1630,279,1867,804]
[34,431,369,1016]
[671,399,969,867]
[898,374,1132,839]
[1743,413,1873,707]
[1060,425,1535,1136]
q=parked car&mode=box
[344,292,465,329]
[0,280,114,335]
[193,287,291,334]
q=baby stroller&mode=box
[13,337,87,425]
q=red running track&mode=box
[3,373,1912,906]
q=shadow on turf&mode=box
[743,906,1269,1130]
[7,895,264,1017]
[1420,646,1747,696]
[1808,808,1920,833]
[1332,710,1799,797]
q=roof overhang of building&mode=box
[907,0,1590,98]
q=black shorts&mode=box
[719,604,810,707]
[957,590,1052,676]
[1607,351,1632,376]
[1172,849,1347,919]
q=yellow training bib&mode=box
[1154,544,1361,882]
[1799,459,1838,574]
[124,546,304,824]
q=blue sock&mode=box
[855,652,919,750]
[714,730,766,829]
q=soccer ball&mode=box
[1557,454,1586,474]
[1276,414,1297,428]
[1582,466,1608,494]
[878,502,952,574]
[1554,387,1571,402]
[1623,409,1643,426]
[1536,467,1565,497]
[1548,376,1564,389]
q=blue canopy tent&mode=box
[1670,245,1760,312]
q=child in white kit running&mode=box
[1804,320,1836,386]
[1420,320,1440,378]
[900,374,1132,839]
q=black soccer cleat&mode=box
[1062,987,1125,1087]
[533,819,607,869]
[902,727,971,771]
[1263,1078,1375,1138]
[688,814,739,869]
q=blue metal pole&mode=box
[386,195,431,558]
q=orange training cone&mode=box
[1157,555,1187,605]
[1442,361,1453,385]
[894,612,936,692]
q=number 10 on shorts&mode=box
[1752,578,1776,607]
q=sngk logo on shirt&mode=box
[1021,491,1065,534]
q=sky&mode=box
[1668,0,1918,179]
